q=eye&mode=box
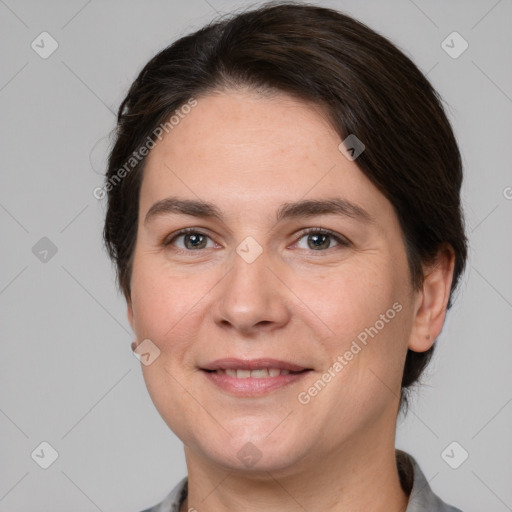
[294,228,350,251]
[163,227,350,254]
[163,228,216,251]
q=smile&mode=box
[200,358,312,396]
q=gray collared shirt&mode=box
[140,450,463,512]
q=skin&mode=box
[127,89,455,512]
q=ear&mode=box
[127,300,138,352]
[408,244,456,352]
[127,299,135,330]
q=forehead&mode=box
[140,90,392,224]
[157,89,338,165]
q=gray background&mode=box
[1,0,511,510]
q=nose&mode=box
[212,243,292,336]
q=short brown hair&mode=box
[103,1,468,410]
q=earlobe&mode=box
[126,300,139,352]
[127,303,139,351]
[408,244,456,352]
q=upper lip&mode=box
[201,358,310,372]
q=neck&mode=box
[180,426,409,512]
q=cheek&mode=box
[293,261,401,343]
[293,269,410,425]
[130,255,200,339]
[296,260,410,393]
[130,258,214,393]
[130,263,206,442]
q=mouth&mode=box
[200,358,313,396]
[204,367,305,378]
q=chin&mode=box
[186,426,312,475]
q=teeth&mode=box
[214,368,296,378]
[250,368,269,378]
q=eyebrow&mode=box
[144,196,376,226]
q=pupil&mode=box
[186,234,205,249]
[309,234,329,250]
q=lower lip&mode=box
[201,370,310,396]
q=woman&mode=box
[102,2,467,511]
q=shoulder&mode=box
[137,476,188,512]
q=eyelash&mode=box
[162,227,350,254]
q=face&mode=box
[128,89,423,475]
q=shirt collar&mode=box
[397,449,462,512]
[148,450,462,512]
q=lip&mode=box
[200,358,312,397]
